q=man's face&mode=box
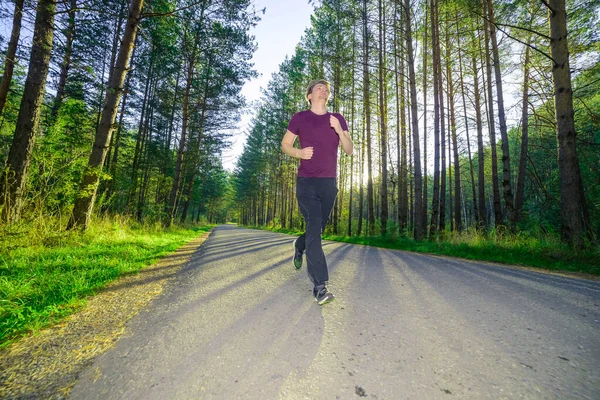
[309,84,330,103]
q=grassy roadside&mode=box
[0,217,212,347]
[248,225,600,277]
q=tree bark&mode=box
[0,0,25,116]
[547,0,585,246]
[0,0,55,222]
[68,0,144,229]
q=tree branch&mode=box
[539,0,553,12]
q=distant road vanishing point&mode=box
[70,225,600,399]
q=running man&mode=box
[281,79,354,305]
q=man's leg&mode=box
[318,179,338,234]
[296,178,328,287]
[295,233,306,251]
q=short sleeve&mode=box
[337,113,348,131]
[287,113,301,135]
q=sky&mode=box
[221,0,314,172]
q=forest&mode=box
[234,0,600,251]
[0,0,257,233]
[0,0,598,248]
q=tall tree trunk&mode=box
[167,52,194,225]
[348,25,357,237]
[108,36,139,178]
[446,15,461,232]
[428,0,441,239]
[128,57,153,207]
[357,111,365,236]
[363,0,375,235]
[421,1,429,237]
[457,17,478,227]
[514,40,531,225]
[68,0,144,229]
[332,21,341,235]
[180,65,210,224]
[547,0,585,246]
[487,0,515,228]
[474,31,487,228]
[0,0,55,222]
[482,2,502,226]
[437,9,446,235]
[52,0,77,118]
[378,0,388,236]
[398,16,408,234]
[0,0,25,116]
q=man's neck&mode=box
[310,102,328,115]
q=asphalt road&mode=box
[69,225,600,399]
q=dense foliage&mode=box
[0,0,255,227]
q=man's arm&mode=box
[281,130,313,159]
[338,130,353,155]
[329,114,353,155]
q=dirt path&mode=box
[65,225,600,399]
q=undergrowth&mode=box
[0,214,212,347]
[247,224,600,276]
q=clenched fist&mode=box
[298,146,314,160]
[330,115,343,135]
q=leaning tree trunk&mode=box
[0,0,25,116]
[547,0,585,247]
[0,0,55,223]
[68,0,145,229]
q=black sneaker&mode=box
[293,238,303,270]
[315,287,335,305]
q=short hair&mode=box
[306,79,331,104]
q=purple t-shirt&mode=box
[287,110,348,178]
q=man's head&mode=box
[306,79,331,105]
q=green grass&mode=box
[0,216,212,347]
[249,224,600,276]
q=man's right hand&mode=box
[298,147,314,160]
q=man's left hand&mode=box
[330,115,343,135]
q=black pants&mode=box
[295,177,338,290]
